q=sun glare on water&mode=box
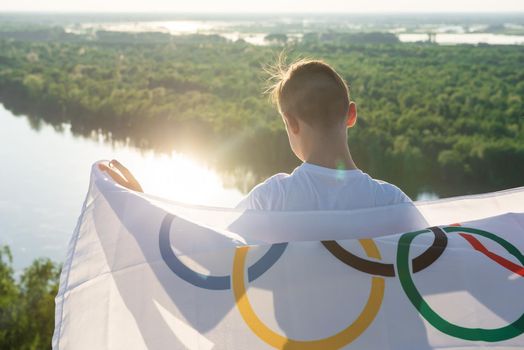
[110,150,244,208]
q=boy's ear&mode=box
[283,113,300,134]
[346,102,357,128]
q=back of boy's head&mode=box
[269,58,350,130]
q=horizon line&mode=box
[2,10,524,15]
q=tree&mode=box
[0,246,60,350]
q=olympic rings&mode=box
[232,240,385,349]
[397,226,524,342]
[159,213,287,290]
[159,215,524,344]
[322,226,447,277]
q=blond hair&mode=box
[267,57,350,129]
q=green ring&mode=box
[397,226,524,342]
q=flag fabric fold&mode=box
[53,162,524,349]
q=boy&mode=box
[101,59,411,210]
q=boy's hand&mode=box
[98,160,144,193]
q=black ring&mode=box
[322,226,447,277]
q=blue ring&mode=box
[159,213,287,290]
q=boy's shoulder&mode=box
[370,179,412,206]
[235,172,289,210]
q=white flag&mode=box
[53,162,524,350]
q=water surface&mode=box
[0,105,244,270]
[66,20,524,45]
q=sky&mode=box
[1,0,524,13]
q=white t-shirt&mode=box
[236,162,411,211]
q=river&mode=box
[0,104,246,270]
[66,21,524,46]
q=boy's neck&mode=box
[302,134,357,171]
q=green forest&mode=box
[0,29,523,197]
[0,246,59,349]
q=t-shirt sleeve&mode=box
[397,188,412,203]
[374,181,412,206]
[234,174,286,210]
[235,185,266,210]
[388,185,412,205]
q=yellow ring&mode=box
[232,239,385,349]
